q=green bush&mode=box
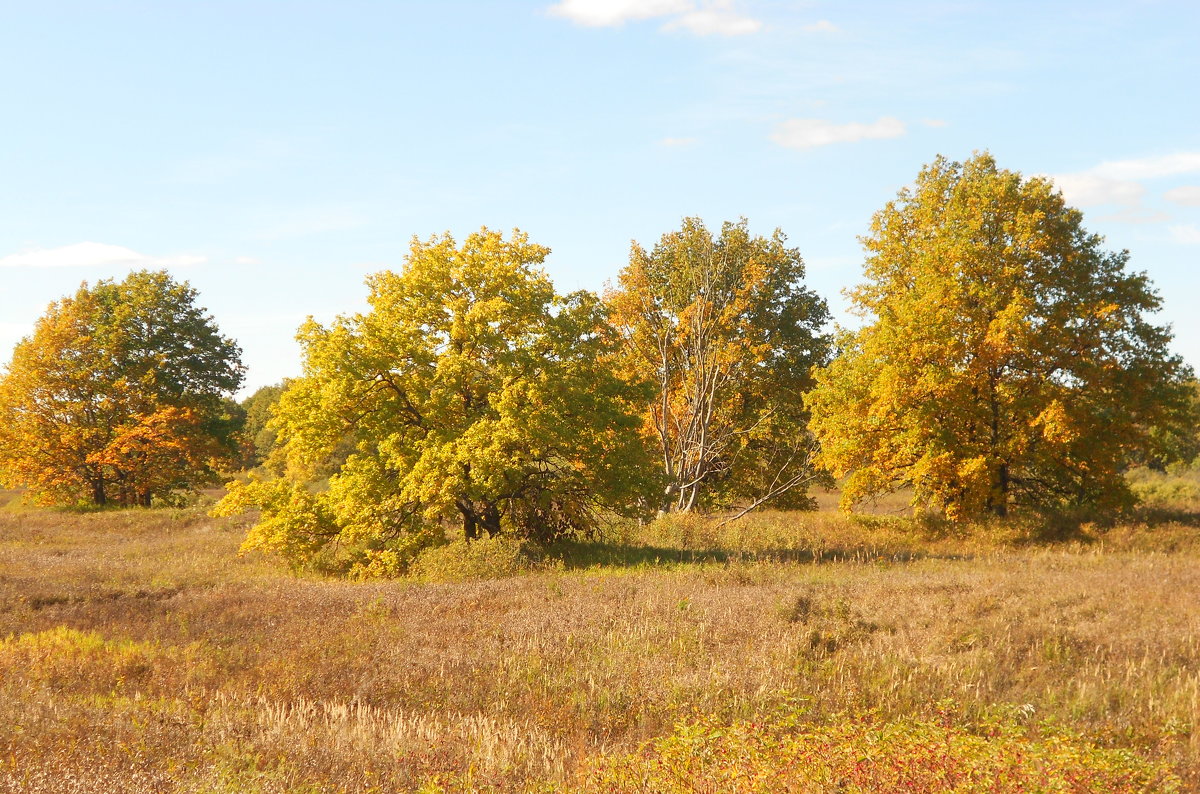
[1128,467,1200,505]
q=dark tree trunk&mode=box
[91,480,107,506]
[459,500,501,541]
[139,491,152,507]
[992,463,1009,518]
[480,504,502,536]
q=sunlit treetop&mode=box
[808,152,1196,521]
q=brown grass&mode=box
[2,495,1200,791]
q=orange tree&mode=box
[808,153,1196,520]
[0,270,244,506]
[606,217,830,517]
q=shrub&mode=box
[409,535,540,582]
[1127,467,1200,505]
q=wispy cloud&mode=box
[548,0,687,27]
[1165,185,1200,206]
[1090,152,1200,181]
[547,0,760,36]
[1052,173,1146,207]
[1170,224,1200,245]
[770,117,905,149]
[660,136,698,147]
[1050,151,1200,209]
[665,6,761,35]
[0,242,206,269]
[921,118,948,128]
[1096,207,1170,225]
[801,20,838,33]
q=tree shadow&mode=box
[547,539,961,571]
[1130,505,1200,529]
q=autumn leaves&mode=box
[808,154,1195,520]
[2,153,1194,572]
[0,271,243,507]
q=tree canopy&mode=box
[237,382,287,469]
[607,217,830,516]
[808,153,1196,520]
[215,228,654,575]
[0,270,244,506]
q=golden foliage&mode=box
[606,217,829,515]
[0,270,243,506]
[216,228,655,572]
[808,153,1196,520]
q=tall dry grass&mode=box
[2,491,1200,790]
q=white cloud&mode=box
[1165,185,1200,206]
[1096,207,1170,225]
[547,0,689,27]
[666,7,761,35]
[1051,173,1146,207]
[233,256,261,265]
[1169,224,1200,245]
[921,118,948,128]
[0,242,206,269]
[770,117,906,149]
[1090,152,1200,181]
[546,0,760,35]
[1049,151,1200,210]
[801,20,838,33]
[660,136,698,147]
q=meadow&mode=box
[3,477,1200,792]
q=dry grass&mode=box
[3,492,1200,791]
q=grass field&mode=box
[3,484,1200,791]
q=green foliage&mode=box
[238,382,287,469]
[578,709,1182,793]
[216,228,655,573]
[0,270,244,506]
[809,153,1196,521]
[1127,466,1200,505]
[607,217,830,515]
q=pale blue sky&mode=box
[2,0,1197,394]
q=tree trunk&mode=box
[480,504,502,536]
[91,479,107,506]
[993,463,1009,518]
[460,502,501,540]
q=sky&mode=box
[2,0,1198,396]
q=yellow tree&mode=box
[607,218,830,516]
[0,271,244,506]
[215,228,654,572]
[808,153,1196,520]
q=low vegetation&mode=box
[3,486,1200,791]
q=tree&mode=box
[606,217,830,517]
[0,270,244,506]
[807,153,1196,521]
[237,382,288,469]
[214,228,654,573]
